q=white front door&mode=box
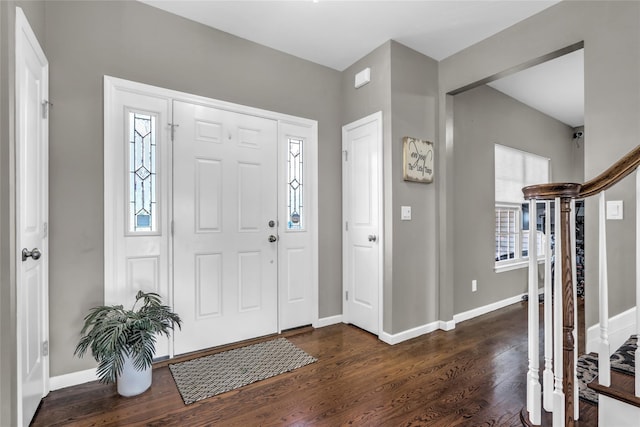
[342,112,383,335]
[105,78,318,358]
[173,101,279,355]
[15,7,49,427]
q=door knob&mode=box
[368,235,377,242]
[268,235,278,243]
[22,248,42,262]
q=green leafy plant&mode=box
[74,290,182,384]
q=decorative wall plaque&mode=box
[402,137,434,183]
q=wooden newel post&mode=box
[560,197,575,427]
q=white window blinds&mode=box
[495,144,549,204]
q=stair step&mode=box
[589,370,640,408]
[577,335,636,405]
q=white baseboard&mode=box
[378,320,442,345]
[50,368,98,391]
[586,306,637,355]
[439,320,456,331]
[359,292,536,346]
[315,314,343,328]
[453,290,534,324]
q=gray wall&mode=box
[439,0,640,328]
[342,41,392,126]
[452,85,578,314]
[389,42,439,333]
[43,0,342,376]
[342,42,394,330]
[0,2,45,424]
[342,41,439,334]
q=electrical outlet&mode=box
[472,279,477,292]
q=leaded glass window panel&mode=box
[287,137,304,230]
[128,111,157,233]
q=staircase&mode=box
[520,145,640,426]
[585,335,639,426]
[578,335,638,425]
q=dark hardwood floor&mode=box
[32,301,596,426]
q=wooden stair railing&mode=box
[521,145,640,426]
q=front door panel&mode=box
[173,101,278,355]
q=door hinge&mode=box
[345,290,349,301]
[171,220,174,236]
[43,222,48,238]
[345,221,348,231]
[42,100,52,119]
[169,123,180,141]
[42,340,49,357]
[343,149,348,162]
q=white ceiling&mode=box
[140,0,584,127]
[488,48,584,127]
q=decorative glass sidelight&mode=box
[128,111,157,233]
[287,137,304,230]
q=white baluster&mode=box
[553,197,565,426]
[599,191,611,387]
[570,199,579,421]
[527,198,541,425]
[636,169,640,397]
[543,201,554,412]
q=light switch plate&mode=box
[401,206,411,221]
[606,200,623,220]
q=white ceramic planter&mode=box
[117,353,152,397]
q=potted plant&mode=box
[74,290,181,397]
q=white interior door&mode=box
[342,112,383,335]
[173,101,279,355]
[15,7,49,427]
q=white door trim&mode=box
[104,76,318,355]
[15,6,49,426]
[342,111,384,336]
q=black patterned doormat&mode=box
[169,338,317,404]
[577,334,636,404]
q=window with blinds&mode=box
[495,206,519,262]
[494,145,549,269]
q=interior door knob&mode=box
[22,248,42,261]
[368,235,377,242]
[268,235,278,243]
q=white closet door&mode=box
[342,112,383,335]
